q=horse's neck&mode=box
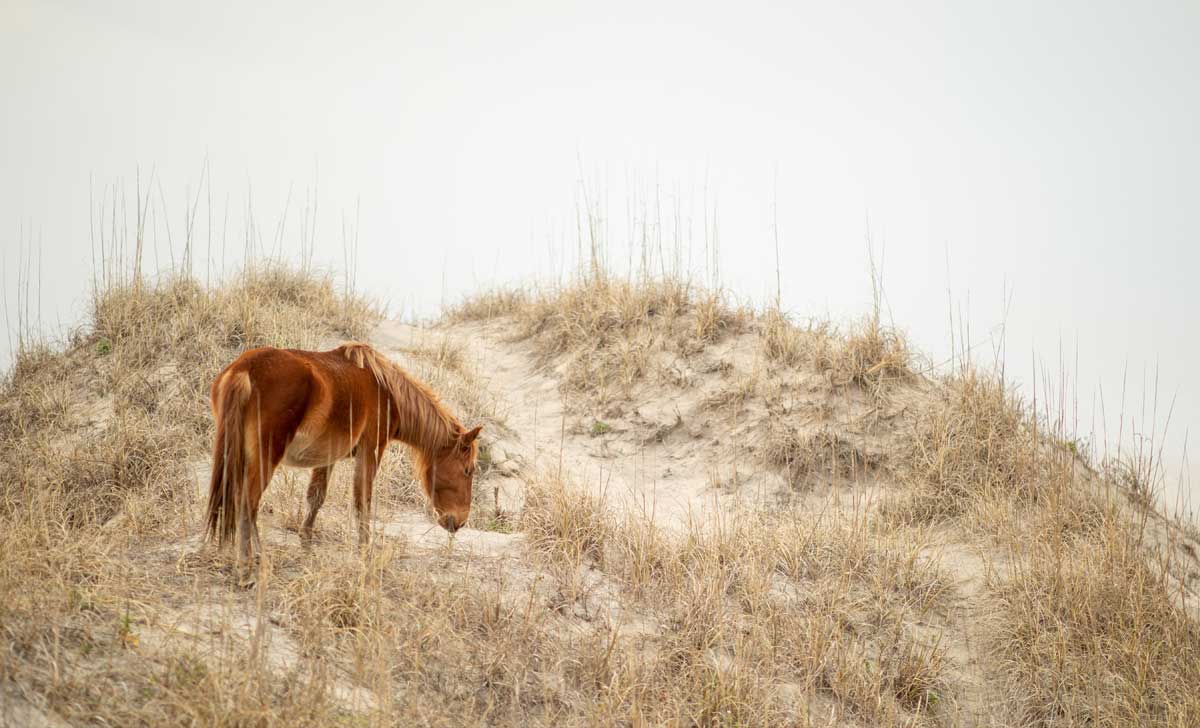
[389,375,458,453]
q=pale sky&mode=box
[2,0,1197,513]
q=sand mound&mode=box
[4,269,1198,726]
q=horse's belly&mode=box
[283,432,351,468]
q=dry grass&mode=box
[453,272,915,415]
[4,257,1199,727]
[520,468,611,564]
[758,307,808,366]
[874,357,1200,726]
[835,315,912,390]
[759,309,912,392]
[452,272,751,407]
[987,513,1200,727]
[887,367,1051,528]
[0,263,382,726]
[514,470,957,725]
[701,372,759,414]
[509,383,1199,726]
[763,423,883,488]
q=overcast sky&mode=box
[2,0,1197,513]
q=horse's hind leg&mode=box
[238,452,276,585]
[302,464,333,547]
[236,506,255,585]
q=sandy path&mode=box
[372,318,736,530]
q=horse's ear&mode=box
[461,426,482,446]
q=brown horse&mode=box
[204,342,481,569]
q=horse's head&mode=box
[426,425,482,533]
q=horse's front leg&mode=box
[352,446,381,547]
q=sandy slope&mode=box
[370,314,1200,725]
[376,317,745,530]
[371,317,997,722]
[375,316,919,529]
[16,311,1197,727]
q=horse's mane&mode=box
[338,342,464,456]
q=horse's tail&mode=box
[205,370,252,546]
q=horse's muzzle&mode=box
[441,514,459,534]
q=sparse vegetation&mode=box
[514,475,957,725]
[0,262,383,726]
[987,514,1200,726]
[589,419,612,436]
[454,268,913,416]
[887,368,1043,526]
[764,423,883,488]
[452,272,752,407]
[759,308,911,394]
[2,252,1197,727]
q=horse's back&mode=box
[211,345,383,468]
[213,346,310,401]
[210,348,313,450]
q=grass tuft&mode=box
[987,514,1200,726]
